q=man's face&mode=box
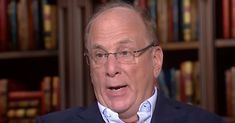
[86,7,163,117]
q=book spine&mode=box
[17,0,30,51]
[223,0,231,38]
[225,69,233,116]
[41,76,52,113]
[191,0,199,41]
[0,79,8,123]
[231,0,235,38]
[182,0,192,42]
[0,0,9,51]
[43,0,57,50]
[157,0,168,43]
[8,0,18,50]
[167,0,174,42]
[173,0,180,41]
[231,67,235,117]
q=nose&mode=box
[105,54,120,77]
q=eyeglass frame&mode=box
[84,42,159,65]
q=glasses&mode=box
[84,43,158,65]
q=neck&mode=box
[119,113,138,123]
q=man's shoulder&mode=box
[36,107,85,123]
[36,102,104,123]
[154,92,226,123]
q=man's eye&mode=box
[119,51,131,56]
[95,53,105,58]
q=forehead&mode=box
[87,7,148,49]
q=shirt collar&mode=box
[97,87,158,123]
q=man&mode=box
[36,1,226,123]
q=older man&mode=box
[36,1,225,123]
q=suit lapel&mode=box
[151,91,187,123]
[73,103,105,123]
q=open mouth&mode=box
[108,85,128,90]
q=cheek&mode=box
[90,68,105,90]
[123,59,154,87]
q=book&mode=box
[231,67,235,118]
[182,0,192,42]
[32,0,44,49]
[191,0,199,41]
[167,0,174,42]
[8,0,18,50]
[232,0,235,38]
[42,0,58,50]
[52,76,60,111]
[172,0,180,41]
[0,0,9,52]
[180,61,194,104]
[0,79,8,123]
[17,0,31,51]
[225,69,233,116]
[41,76,52,114]
[157,0,168,43]
[222,0,231,38]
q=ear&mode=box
[152,46,163,78]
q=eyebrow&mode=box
[91,39,135,49]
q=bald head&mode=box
[85,2,157,50]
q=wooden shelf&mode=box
[160,41,199,51]
[0,50,58,59]
[215,39,235,48]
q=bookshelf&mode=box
[0,0,62,122]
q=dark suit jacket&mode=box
[36,92,226,123]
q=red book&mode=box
[223,0,231,38]
[0,0,9,51]
[135,0,147,9]
[231,0,235,38]
[8,91,42,100]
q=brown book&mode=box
[191,0,199,41]
[43,3,58,50]
[231,67,235,118]
[192,61,201,105]
[17,0,30,50]
[182,0,192,42]
[180,61,194,103]
[0,79,8,123]
[41,76,52,114]
[157,0,168,43]
[52,76,60,111]
[8,91,42,100]
[225,69,233,116]
[223,0,231,38]
[0,0,9,52]
[167,0,174,42]
[231,0,235,38]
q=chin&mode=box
[109,100,132,113]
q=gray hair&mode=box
[84,1,158,49]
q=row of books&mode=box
[134,0,199,43]
[0,0,58,52]
[225,66,235,117]
[158,61,200,104]
[0,76,60,123]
